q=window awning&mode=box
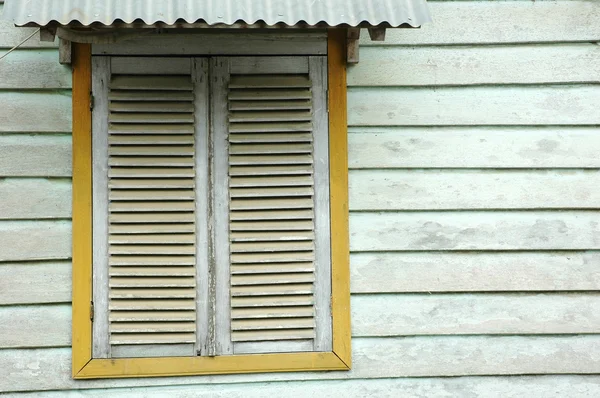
[2,0,431,29]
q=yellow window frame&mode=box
[71,29,350,379]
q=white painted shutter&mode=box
[92,57,208,358]
[211,57,332,354]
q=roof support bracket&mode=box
[40,26,56,42]
[59,38,72,65]
[347,28,360,64]
[368,28,386,41]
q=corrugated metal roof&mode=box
[2,0,431,28]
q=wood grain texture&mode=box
[351,252,600,293]
[349,170,600,210]
[352,293,600,337]
[348,86,600,126]
[350,211,600,251]
[0,305,71,348]
[6,293,600,349]
[3,336,600,391]
[0,262,71,305]
[328,29,351,366]
[70,42,93,376]
[0,221,71,262]
[360,1,600,45]
[0,135,71,177]
[0,178,71,219]
[7,376,600,398]
[0,50,70,88]
[0,93,71,133]
[348,127,600,168]
[349,44,600,86]
[93,32,326,56]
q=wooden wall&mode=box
[2,1,600,396]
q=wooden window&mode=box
[71,30,350,378]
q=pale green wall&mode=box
[1,1,600,396]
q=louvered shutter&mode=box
[211,57,332,354]
[92,57,209,358]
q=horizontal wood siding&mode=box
[1,0,600,395]
[5,377,600,398]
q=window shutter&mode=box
[211,57,332,354]
[92,57,208,358]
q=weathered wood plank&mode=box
[0,135,71,177]
[0,93,71,133]
[2,251,597,308]
[6,376,600,398]
[0,262,71,305]
[348,86,600,126]
[352,293,600,337]
[349,44,600,86]
[348,127,600,168]
[360,1,600,46]
[0,178,71,219]
[3,336,600,391]
[0,50,70,89]
[93,32,326,56]
[351,252,600,293]
[0,305,71,349]
[0,221,71,262]
[8,376,600,398]
[349,170,600,210]
[350,212,600,251]
[6,293,600,349]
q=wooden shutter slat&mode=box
[231,330,314,342]
[229,220,314,231]
[110,102,195,113]
[232,273,315,285]
[110,135,195,145]
[230,198,314,210]
[229,143,313,154]
[110,191,195,201]
[110,267,195,276]
[231,284,313,296]
[228,89,311,101]
[229,154,313,166]
[230,186,314,198]
[229,75,311,88]
[109,213,195,223]
[110,288,195,299]
[110,277,196,288]
[232,307,314,319]
[110,311,196,322]
[230,241,314,253]
[232,318,314,331]
[229,122,312,133]
[109,124,195,134]
[109,245,196,255]
[109,145,194,155]
[110,179,195,189]
[230,176,314,187]
[230,231,315,242]
[111,323,197,333]
[109,234,195,244]
[110,299,196,311]
[110,333,195,345]
[109,168,195,178]
[231,263,314,274]
[229,100,311,111]
[228,133,313,144]
[109,91,194,101]
[229,165,313,176]
[231,295,314,308]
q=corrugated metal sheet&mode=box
[2,0,431,28]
